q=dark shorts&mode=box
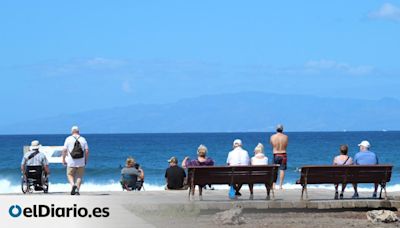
[274,154,287,170]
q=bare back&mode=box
[270,133,288,154]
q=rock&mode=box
[213,206,246,225]
[366,210,398,224]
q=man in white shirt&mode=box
[62,126,89,195]
[226,139,250,197]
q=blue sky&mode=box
[1,1,400,125]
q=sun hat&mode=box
[276,124,284,131]
[358,140,371,148]
[30,140,41,150]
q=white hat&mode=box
[30,140,41,150]
[358,140,371,148]
[71,126,79,132]
[233,139,242,146]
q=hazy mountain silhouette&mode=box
[2,92,400,134]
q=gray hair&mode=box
[197,144,208,154]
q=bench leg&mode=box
[266,184,272,200]
[199,185,203,201]
[382,183,388,200]
[301,185,308,200]
[305,186,308,200]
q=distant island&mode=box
[2,92,400,134]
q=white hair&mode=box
[197,144,208,154]
[254,143,264,153]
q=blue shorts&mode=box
[273,154,287,170]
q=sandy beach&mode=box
[1,188,399,228]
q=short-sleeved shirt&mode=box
[251,153,268,165]
[354,150,379,165]
[185,157,214,167]
[21,150,49,167]
[63,134,89,167]
[165,166,186,189]
[226,147,250,166]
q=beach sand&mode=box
[1,188,399,228]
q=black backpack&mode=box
[70,136,84,159]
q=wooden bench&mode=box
[296,165,393,200]
[187,165,279,200]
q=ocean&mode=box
[0,132,399,193]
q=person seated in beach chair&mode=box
[182,144,215,192]
[165,157,187,190]
[332,144,354,199]
[20,140,50,193]
[120,157,145,191]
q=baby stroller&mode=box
[21,166,49,193]
[120,174,144,191]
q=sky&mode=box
[1,1,400,126]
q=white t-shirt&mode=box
[63,134,89,167]
[251,153,268,165]
[226,147,250,166]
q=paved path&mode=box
[1,189,399,227]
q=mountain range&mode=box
[2,92,400,134]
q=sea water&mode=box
[0,132,399,193]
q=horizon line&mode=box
[0,130,397,136]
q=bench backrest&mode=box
[187,165,279,186]
[298,165,393,184]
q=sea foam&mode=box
[1,178,400,194]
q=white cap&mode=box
[358,140,371,148]
[71,126,79,132]
[233,139,242,146]
[30,140,41,150]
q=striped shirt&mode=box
[21,150,49,166]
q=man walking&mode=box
[270,124,288,190]
[62,126,89,195]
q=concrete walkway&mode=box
[1,189,399,228]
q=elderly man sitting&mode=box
[226,139,250,197]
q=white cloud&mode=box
[369,3,400,21]
[122,81,133,93]
[305,59,374,75]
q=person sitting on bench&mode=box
[226,139,250,197]
[353,140,379,198]
[332,144,353,199]
[182,144,215,191]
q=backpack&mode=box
[70,136,84,159]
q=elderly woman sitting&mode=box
[120,157,145,191]
[182,144,215,193]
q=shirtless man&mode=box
[270,124,288,189]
